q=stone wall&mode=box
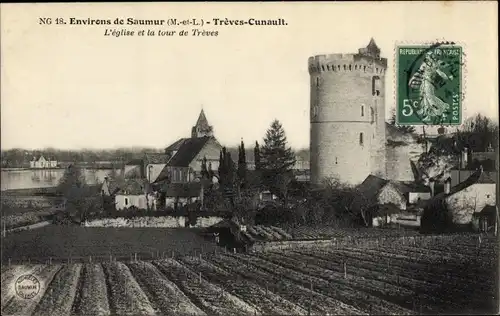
[82,216,224,228]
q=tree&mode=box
[254,141,261,171]
[237,139,247,189]
[57,165,100,223]
[389,107,416,133]
[218,147,236,205]
[200,156,210,180]
[260,119,296,202]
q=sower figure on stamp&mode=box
[409,51,454,121]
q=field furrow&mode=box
[102,262,156,316]
[298,247,494,309]
[233,253,415,315]
[329,246,493,285]
[378,245,496,269]
[126,261,206,316]
[204,253,366,315]
[289,250,466,314]
[154,258,259,316]
[32,264,82,316]
[2,264,61,316]
[73,264,111,316]
[259,251,444,313]
[179,255,307,315]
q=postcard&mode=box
[1,2,498,316]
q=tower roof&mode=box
[359,37,381,58]
[367,38,379,51]
[195,109,211,130]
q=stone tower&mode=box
[309,39,387,186]
[191,109,214,138]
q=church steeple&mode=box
[191,109,214,138]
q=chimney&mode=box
[444,179,451,194]
[461,147,468,169]
[429,180,435,197]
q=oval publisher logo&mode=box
[15,274,40,299]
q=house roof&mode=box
[124,165,142,179]
[477,205,497,217]
[472,152,496,162]
[144,153,170,164]
[116,178,150,195]
[125,158,143,166]
[392,181,431,194]
[425,168,483,208]
[167,136,214,167]
[476,171,496,184]
[356,175,389,203]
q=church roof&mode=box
[167,136,214,167]
[155,136,218,182]
[165,138,188,153]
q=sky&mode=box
[1,2,498,150]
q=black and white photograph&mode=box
[1,2,499,315]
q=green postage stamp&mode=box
[396,42,463,126]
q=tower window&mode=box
[359,133,364,145]
[343,65,346,70]
[316,77,319,87]
[125,198,129,206]
[321,65,325,71]
[349,65,352,71]
[335,157,338,164]
[361,105,364,117]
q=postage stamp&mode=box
[396,42,464,126]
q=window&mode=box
[361,105,364,117]
[125,198,129,206]
[359,133,364,145]
[335,157,338,164]
[316,77,320,87]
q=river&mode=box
[1,168,115,191]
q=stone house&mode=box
[353,175,432,227]
[444,167,496,225]
[101,177,156,211]
[159,182,203,209]
[422,165,496,231]
[30,155,57,169]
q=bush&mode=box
[420,199,454,233]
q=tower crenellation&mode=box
[309,39,387,186]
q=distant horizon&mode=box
[1,111,496,152]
